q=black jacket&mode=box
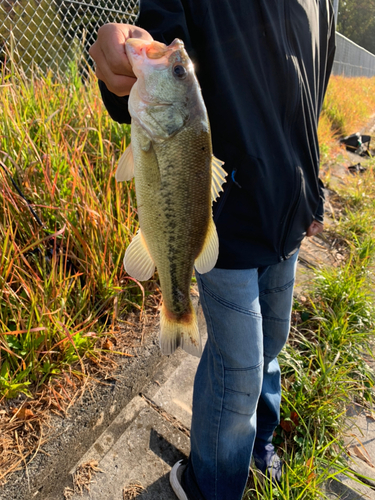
[99,0,336,269]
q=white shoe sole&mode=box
[170,460,189,500]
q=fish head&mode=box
[125,38,197,107]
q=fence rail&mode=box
[333,32,375,78]
[0,2,375,78]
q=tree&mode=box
[337,0,375,54]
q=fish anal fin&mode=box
[194,217,219,274]
[116,144,134,182]
[124,230,155,281]
[160,303,201,357]
[211,155,227,203]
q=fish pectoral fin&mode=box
[194,217,219,274]
[124,230,155,280]
[116,144,134,182]
[211,155,227,203]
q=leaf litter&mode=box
[63,460,103,499]
[123,482,146,499]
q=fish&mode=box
[116,37,226,357]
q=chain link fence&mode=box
[1,2,375,78]
[0,0,138,76]
[333,32,375,78]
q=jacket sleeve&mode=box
[314,179,325,224]
[98,0,193,124]
[314,8,336,223]
[136,0,193,52]
[98,80,131,124]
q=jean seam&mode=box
[223,362,263,418]
[225,388,253,396]
[225,361,263,372]
[222,404,256,415]
[198,279,223,500]
[259,277,295,297]
[202,282,262,319]
[262,316,290,324]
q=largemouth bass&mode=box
[116,38,226,357]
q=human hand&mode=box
[306,220,324,237]
[89,23,153,96]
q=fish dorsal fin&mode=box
[194,217,219,274]
[124,229,155,281]
[211,156,227,203]
[116,144,134,182]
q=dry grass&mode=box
[0,378,71,487]
[318,75,375,159]
[123,482,146,499]
[63,460,103,499]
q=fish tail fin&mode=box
[160,303,201,358]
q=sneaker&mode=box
[252,443,282,484]
[170,459,189,500]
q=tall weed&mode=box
[318,75,375,158]
[0,65,141,397]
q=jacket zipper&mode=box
[280,166,303,259]
[279,0,303,260]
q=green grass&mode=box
[0,62,143,398]
[245,161,375,499]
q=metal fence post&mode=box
[333,0,339,26]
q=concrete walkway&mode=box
[63,315,204,500]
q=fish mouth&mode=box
[126,39,168,61]
[126,38,185,63]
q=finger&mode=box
[90,41,135,95]
[306,221,323,237]
[89,24,153,95]
[102,43,134,77]
[105,27,153,75]
[96,65,137,96]
[90,25,132,76]
[130,26,154,42]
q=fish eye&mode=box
[173,64,187,79]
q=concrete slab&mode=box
[143,302,207,429]
[68,396,147,473]
[325,473,375,499]
[67,396,190,500]
[147,354,198,429]
[343,405,375,490]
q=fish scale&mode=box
[133,120,212,318]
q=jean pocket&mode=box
[223,363,263,415]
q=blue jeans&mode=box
[183,252,299,500]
